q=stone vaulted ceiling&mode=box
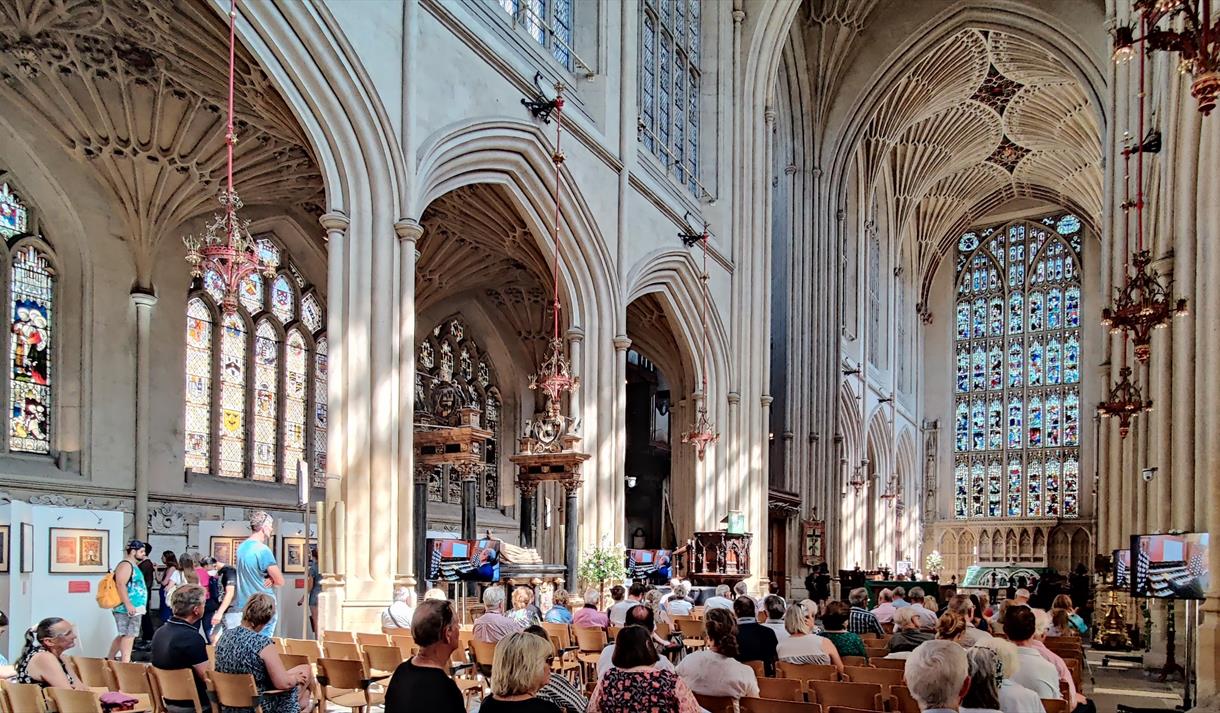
[0,0,324,284]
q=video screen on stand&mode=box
[626,549,672,584]
[1130,533,1209,600]
[426,538,502,582]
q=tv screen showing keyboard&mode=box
[1130,533,1209,600]
[1113,548,1130,589]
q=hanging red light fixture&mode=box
[528,81,580,406]
[1097,364,1152,438]
[1113,0,1220,115]
[183,0,277,312]
[681,224,719,461]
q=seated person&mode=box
[523,626,588,713]
[676,608,759,701]
[1001,605,1062,700]
[597,606,675,678]
[215,593,314,713]
[480,632,561,713]
[474,586,524,644]
[544,589,575,624]
[381,586,416,631]
[508,586,543,627]
[905,640,971,712]
[151,584,211,712]
[573,590,610,628]
[15,618,88,689]
[589,627,700,713]
[776,603,841,670]
[887,607,934,656]
[666,582,694,617]
[819,601,867,658]
[732,596,778,675]
[0,611,15,679]
[385,600,465,713]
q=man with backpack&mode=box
[106,540,149,662]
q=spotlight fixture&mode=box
[521,72,565,123]
[678,212,709,247]
[843,367,861,376]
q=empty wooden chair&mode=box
[675,618,706,650]
[840,656,868,667]
[150,666,209,713]
[694,692,736,713]
[364,644,407,675]
[323,640,362,661]
[745,660,767,677]
[826,707,875,713]
[322,630,356,644]
[66,656,112,689]
[1042,698,1069,713]
[607,626,625,643]
[0,680,47,713]
[573,626,607,680]
[106,660,151,694]
[890,686,921,713]
[279,653,311,670]
[871,658,906,670]
[356,632,390,648]
[390,633,415,656]
[283,638,322,664]
[469,639,498,674]
[317,658,385,713]
[808,681,885,711]
[775,662,840,684]
[739,697,822,713]
[43,689,104,713]
[842,666,903,686]
[757,677,804,702]
[206,644,216,669]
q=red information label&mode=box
[295,579,305,589]
[68,581,91,594]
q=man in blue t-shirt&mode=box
[229,511,285,636]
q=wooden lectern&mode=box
[675,531,752,586]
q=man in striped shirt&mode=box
[847,587,885,636]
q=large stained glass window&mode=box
[185,234,326,486]
[497,0,574,69]
[416,316,502,510]
[9,245,55,454]
[953,215,1082,520]
[639,0,701,193]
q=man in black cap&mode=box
[137,541,157,649]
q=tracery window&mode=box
[497,0,573,69]
[1,183,56,456]
[639,0,700,193]
[415,316,502,510]
[953,214,1082,520]
[184,235,326,485]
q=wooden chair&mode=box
[757,677,804,702]
[322,630,356,644]
[840,656,868,667]
[890,686,921,713]
[43,689,104,713]
[0,680,47,713]
[826,707,876,713]
[283,638,322,664]
[469,639,498,674]
[389,633,415,656]
[745,660,767,677]
[364,644,406,676]
[675,617,707,650]
[694,692,736,713]
[106,661,152,694]
[775,662,841,685]
[607,626,625,643]
[863,646,889,660]
[573,626,607,681]
[547,635,583,685]
[150,666,209,713]
[1042,698,1069,713]
[871,658,905,670]
[1064,658,1084,688]
[740,697,823,713]
[66,656,113,689]
[842,666,903,686]
[323,640,362,661]
[541,622,573,646]
[808,681,885,711]
[209,669,289,713]
[881,623,894,634]
[205,644,216,670]
[356,632,390,648]
[316,658,385,713]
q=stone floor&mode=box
[1087,648,1187,713]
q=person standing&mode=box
[207,555,238,644]
[158,551,183,623]
[233,512,285,636]
[197,557,221,640]
[384,600,466,713]
[296,548,321,637]
[136,542,157,648]
[108,540,149,662]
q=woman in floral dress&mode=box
[589,626,701,713]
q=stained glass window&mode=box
[497,0,574,69]
[0,184,29,238]
[416,316,502,510]
[184,235,326,485]
[9,245,55,454]
[953,215,1082,520]
[640,0,701,192]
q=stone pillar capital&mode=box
[394,218,425,243]
[319,211,350,234]
[130,289,158,309]
[727,391,741,405]
[613,335,632,352]
[566,327,585,343]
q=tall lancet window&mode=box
[639,0,700,192]
[953,214,1082,520]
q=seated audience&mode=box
[381,586,416,631]
[1013,588,1031,607]
[589,626,701,713]
[1050,594,1088,636]
[703,584,734,611]
[891,586,911,608]
[906,587,939,628]
[731,596,778,674]
[967,594,991,634]
[597,606,675,678]
[1001,605,1062,700]
[945,595,990,645]
[666,582,694,617]
[424,587,448,601]
[214,593,313,713]
[574,589,610,628]
[545,589,574,624]
[151,585,210,712]
[978,592,994,620]
[1031,610,1089,710]
[480,631,561,713]
[609,584,645,626]
[904,640,971,712]
[776,603,841,670]
[523,626,588,713]
[847,587,885,636]
[760,595,790,642]
[677,608,759,701]
[935,611,969,645]
[972,637,1042,713]
[385,599,465,713]
[871,588,897,624]
[819,601,867,658]
[924,596,940,614]
[508,586,543,628]
[606,585,626,616]
[474,585,524,644]
[888,607,934,656]
[15,617,87,689]
[960,645,1003,713]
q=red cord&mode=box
[550,95,566,341]
[1136,14,1146,253]
[700,232,709,395]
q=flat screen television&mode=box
[625,549,673,583]
[1112,549,1130,589]
[1130,533,1209,600]
[426,537,502,582]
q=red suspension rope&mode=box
[227,0,237,206]
[700,231,709,397]
[550,92,566,342]
[1136,13,1146,253]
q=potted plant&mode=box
[924,550,944,580]
[578,540,627,607]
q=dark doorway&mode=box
[768,514,787,597]
[624,349,674,549]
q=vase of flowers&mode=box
[578,540,627,607]
[924,550,944,579]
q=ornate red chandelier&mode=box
[1097,365,1152,438]
[528,81,580,405]
[680,223,718,461]
[1113,0,1220,115]
[183,0,277,312]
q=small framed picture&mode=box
[21,522,33,573]
[0,525,9,573]
[48,527,110,573]
[280,536,314,574]
[209,536,237,565]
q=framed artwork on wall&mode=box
[0,525,9,572]
[280,536,312,574]
[801,520,826,567]
[21,522,33,573]
[48,527,110,573]
[209,536,240,565]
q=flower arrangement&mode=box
[578,540,627,604]
[924,550,944,576]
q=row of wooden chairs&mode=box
[699,682,1068,713]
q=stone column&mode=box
[317,212,348,631]
[413,464,429,593]
[394,219,422,593]
[131,290,157,540]
[567,328,584,419]
[564,479,581,590]
[460,463,479,541]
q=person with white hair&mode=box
[1029,608,1088,709]
[1013,588,1031,606]
[971,637,1043,713]
[423,588,447,601]
[704,584,734,611]
[573,589,609,628]
[473,585,522,644]
[886,607,934,658]
[382,586,417,631]
[960,646,1003,713]
[666,582,694,617]
[903,640,971,712]
[906,586,939,629]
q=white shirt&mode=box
[703,596,734,611]
[999,679,1045,713]
[908,604,939,629]
[381,602,414,630]
[761,620,790,642]
[596,644,675,678]
[667,599,694,617]
[1011,646,1062,699]
[608,599,638,626]
[775,633,832,665]
[960,626,992,646]
[677,651,759,700]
